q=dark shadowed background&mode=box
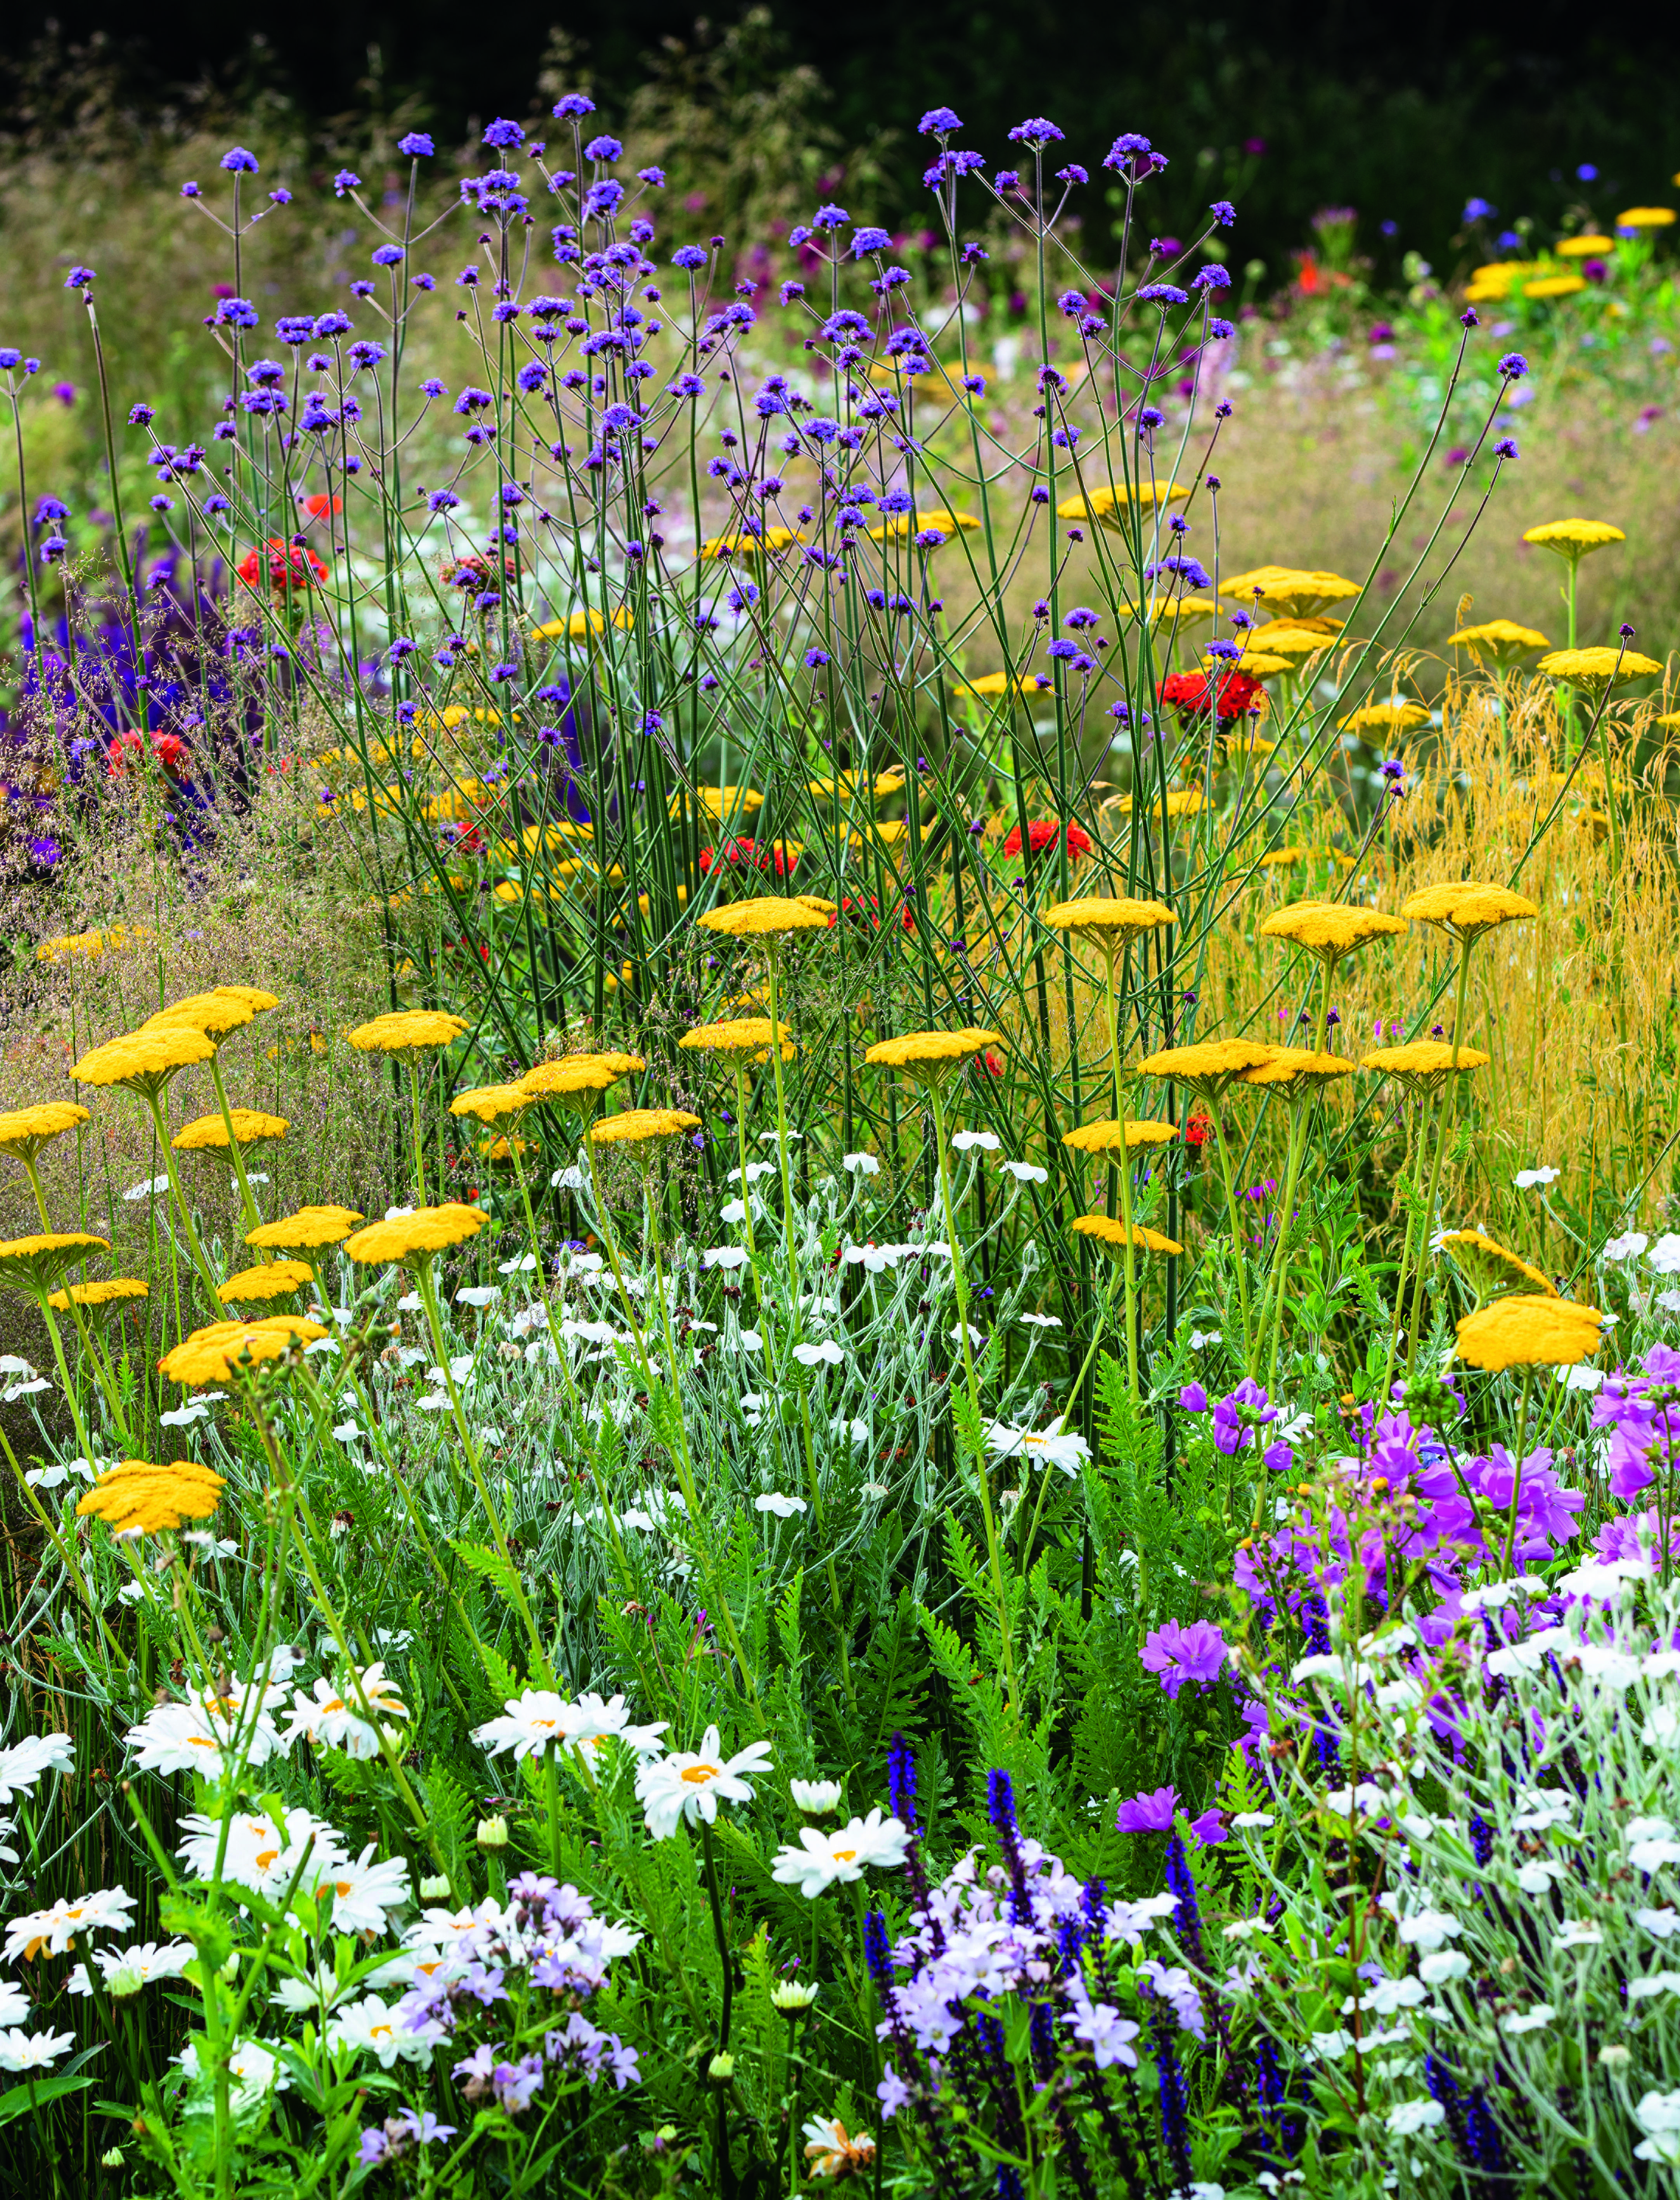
[5,1,1680,270]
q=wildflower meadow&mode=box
[8,57,1680,2200]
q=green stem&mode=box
[1407,941,1474,1374]
[208,1053,263,1234]
[1103,948,1140,1400]
[1207,1100,1255,1367]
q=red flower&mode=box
[827,894,915,932]
[106,729,189,780]
[698,837,798,878]
[1185,1108,1212,1149]
[1159,670,1264,722]
[299,493,343,520]
[1002,819,1093,860]
[237,538,327,596]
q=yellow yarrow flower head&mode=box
[159,1315,328,1386]
[589,1109,702,1149]
[960,670,1052,699]
[1338,701,1430,734]
[697,527,800,561]
[1556,234,1614,258]
[678,1019,797,1064]
[245,1205,365,1251]
[1062,1118,1179,1154]
[145,992,256,1043]
[1260,902,1406,966]
[346,1010,469,1055]
[807,769,906,802]
[344,1204,486,1264]
[173,1110,290,1152]
[1447,619,1551,664]
[865,1028,1006,1089]
[48,1278,148,1317]
[1361,1039,1491,1095]
[76,1457,225,1537]
[216,1260,316,1305]
[1134,1038,1280,1106]
[1522,274,1586,300]
[0,1232,109,1296]
[520,1057,638,1113]
[1454,1294,1602,1372]
[1223,567,1360,618]
[1521,518,1626,563]
[1045,896,1175,942]
[696,898,831,940]
[1536,645,1663,683]
[449,1083,535,1126]
[73,1027,216,1098]
[0,1103,91,1165]
[1616,206,1675,229]
[1240,1049,1358,1093]
[1400,882,1540,942]
[1440,1229,1556,1304]
[210,985,281,1015]
[1055,480,1190,528]
[1070,1215,1183,1257]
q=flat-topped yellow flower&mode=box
[673,785,764,818]
[866,1028,1005,1083]
[1617,206,1675,229]
[808,769,906,800]
[1046,896,1176,939]
[590,1109,702,1147]
[346,1010,469,1054]
[867,506,979,544]
[76,1457,225,1537]
[449,1083,534,1126]
[1258,845,1354,871]
[1062,1117,1178,1154]
[1522,518,1625,560]
[679,1019,796,1063]
[217,1260,315,1305]
[0,1232,109,1295]
[246,1204,364,1251]
[1537,645,1662,682]
[958,670,1051,699]
[1215,651,1294,679]
[73,1027,216,1096]
[1455,1293,1602,1372]
[1524,274,1586,299]
[1557,234,1614,257]
[1134,1039,1279,1105]
[1448,619,1552,665]
[145,993,255,1041]
[0,1103,90,1164]
[520,1058,634,1110]
[48,1278,148,1315]
[1260,903,1406,966]
[1400,882,1539,939]
[211,986,281,1015]
[1116,788,1203,819]
[1441,1229,1555,1304]
[344,1204,486,1263]
[1071,1215,1183,1256]
[1240,1049,1357,1091]
[1243,622,1335,655]
[1361,1039,1491,1093]
[173,1110,289,1152]
[159,1315,328,1386]
[793,895,838,918]
[1223,567,1360,618]
[698,527,800,560]
[531,606,634,641]
[697,898,831,939]
[1055,481,1190,526]
[1117,594,1222,625]
[1339,700,1429,734]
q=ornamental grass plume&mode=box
[1454,1293,1603,1372]
[589,1109,702,1148]
[1070,1216,1183,1256]
[216,1261,315,1305]
[173,1110,289,1151]
[75,1457,225,1537]
[158,1315,329,1386]
[1440,1229,1556,1307]
[245,1205,364,1251]
[343,1205,485,1263]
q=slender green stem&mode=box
[1102,947,1140,1400]
[1207,1099,1255,1367]
[1408,941,1474,1374]
[208,1053,263,1233]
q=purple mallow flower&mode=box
[1140,1620,1230,1699]
[1115,1784,1179,1834]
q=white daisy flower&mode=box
[635,1726,773,1840]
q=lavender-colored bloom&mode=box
[1193,263,1231,291]
[1211,1377,1278,1455]
[1462,197,1495,222]
[180,181,201,198]
[583,134,623,162]
[333,170,361,197]
[65,266,96,290]
[1137,283,1189,306]
[1140,1619,1230,1698]
[313,310,352,337]
[1209,317,1235,340]
[670,244,708,271]
[552,93,596,119]
[1115,1784,1178,1834]
[483,119,525,149]
[1008,117,1065,147]
[357,2131,388,2167]
[372,244,404,267]
[1494,436,1519,459]
[1209,198,1236,225]
[220,146,259,173]
[1498,352,1529,379]
[1105,134,1167,179]
[1188,1809,1228,1846]
[852,226,892,255]
[429,489,461,513]
[993,169,1020,191]
[919,106,963,134]
[398,132,434,157]
[268,187,292,205]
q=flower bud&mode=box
[1600,2043,1632,2069]
[771,1980,819,2016]
[419,1873,451,1900]
[476,1813,509,1851]
[707,2051,736,2084]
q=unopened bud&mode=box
[771,1981,819,2016]
[419,1873,450,1900]
[476,1814,508,1851]
[100,2150,124,2168]
[707,2051,735,2084]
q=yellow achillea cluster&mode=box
[76,1457,225,1536]
[0,1232,109,1294]
[590,1109,702,1147]
[1241,1050,1357,1092]
[1223,566,1360,618]
[1455,1294,1602,1372]
[246,1205,364,1251]
[145,992,255,1042]
[697,898,830,939]
[173,1110,289,1151]
[217,1261,315,1304]
[1134,1039,1278,1103]
[1259,903,1406,965]
[0,1103,90,1162]
[346,1011,469,1054]
[1447,620,1550,662]
[697,529,800,561]
[1521,518,1625,558]
[48,1278,148,1313]
[159,1315,328,1386]
[345,1205,486,1264]
[1440,1230,1556,1304]
[1071,1216,1183,1256]
[865,1028,1005,1081]
[1400,882,1539,940]
[72,1028,216,1093]
[1062,1119,1178,1154]
[1055,481,1190,527]
[519,1059,629,1111]
[1361,1039,1491,1092]
[1338,701,1429,734]
[449,1084,534,1126]
[1045,896,1175,939]
[1536,646,1663,682]
[679,1019,796,1063]
[867,506,979,544]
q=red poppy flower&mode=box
[698,838,798,878]
[237,538,327,596]
[106,729,189,780]
[1002,819,1093,860]
[1159,670,1263,722]
[1185,1108,1212,1149]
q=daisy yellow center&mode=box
[832,1847,858,1862]
[255,1849,279,1870]
[532,1716,558,1729]
[335,1879,354,1897]
[189,1735,216,1750]
[681,1762,722,1784]
[372,2024,393,2041]
[321,1697,345,1714]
